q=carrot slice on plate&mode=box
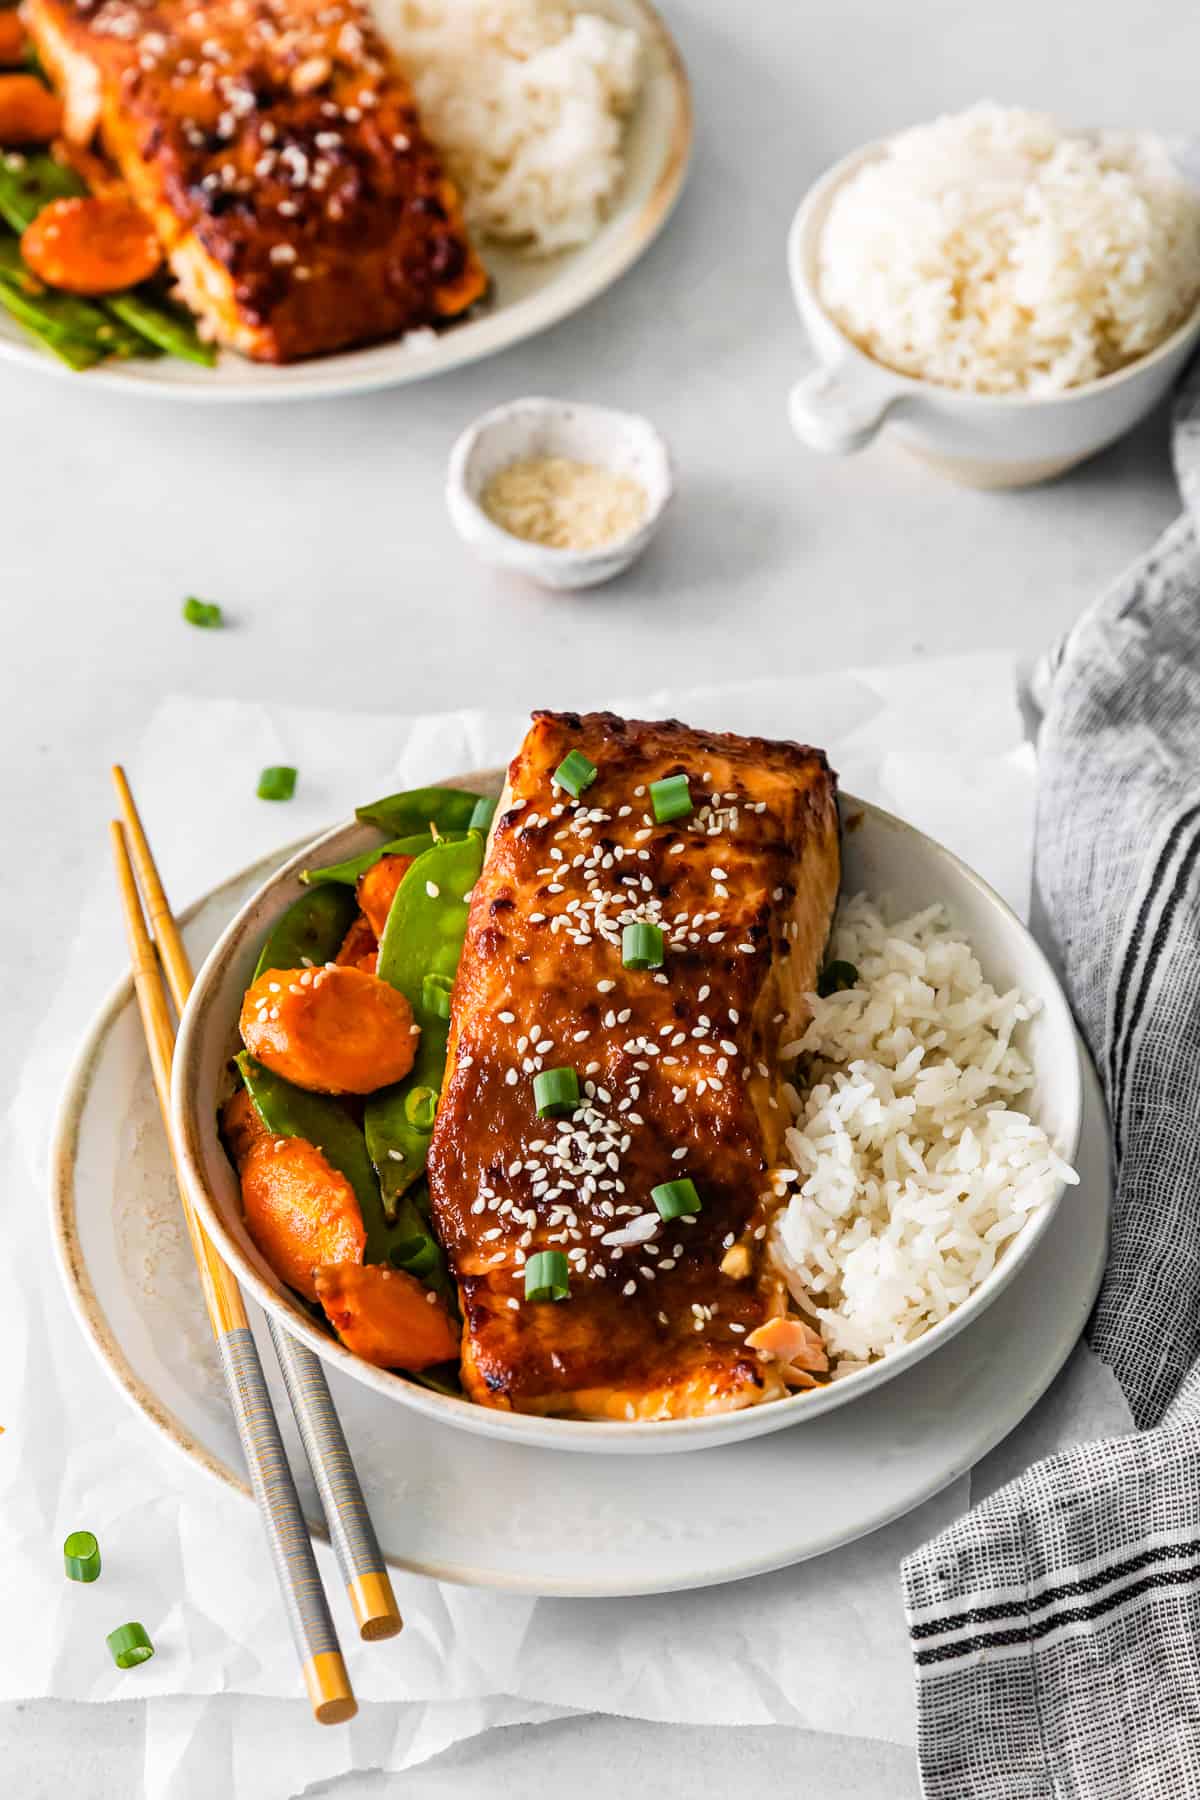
[0,74,62,143]
[21,194,161,295]
[356,853,413,941]
[239,963,419,1096]
[0,14,28,64]
[222,1092,367,1304]
[315,1263,458,1371]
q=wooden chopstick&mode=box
[111,767,403,1645]
[111,819,356,1724]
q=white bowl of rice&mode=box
[787,104,1200,486]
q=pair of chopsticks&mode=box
[109,766,402,1725]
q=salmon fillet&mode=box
[426,711,841,1420]
[24,0,487,361]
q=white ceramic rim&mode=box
[0,0,691,406]
[169,783,1084,1454]
[444,396,674,573]
[787,135,1200,409]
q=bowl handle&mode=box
[788,356,896,455]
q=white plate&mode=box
[52,850,1108,1594]
[0,0,690,404]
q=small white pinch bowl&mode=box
[445,396,673,589]
[787,139,1200,488]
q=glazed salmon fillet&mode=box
[25,0,486,361]
[426,711,841,1420]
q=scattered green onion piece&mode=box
[422,972,454,1020]
[182,595,222,629]
[257,765,297,803]
[818,960,859,997]
[107,1622,154,1669]
[651,1177,702,1221]
[404,1086,438,1132]
[622,921,664,970]
[649,774,692,824]
[532,1066,580,1118]
[468,794,497,833]
[552,749,597,799]
[524,1250,570,1303]
[63,1530,101,1584]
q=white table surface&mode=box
[3,0,1191,1790]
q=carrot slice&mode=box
[0,14,28,64]
[315,1263,458,1371]
[0,74,61,143]
[240,962,418,1095]
[21,194,161,295]
[222,1093,366,1304]
[334,912,379,974]
[356,853,413,941]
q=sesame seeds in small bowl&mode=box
[446,397,674,590]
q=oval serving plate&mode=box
[0,0,691,403]
[53,853,1108,1592]
[169,779,1083,1456]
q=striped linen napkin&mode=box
[902,382,1200,1798]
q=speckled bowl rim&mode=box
[163,774,1083,1456]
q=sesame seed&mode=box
[426,881,440,898]
[504,1069,518,1087]
[498,1010,515,1023]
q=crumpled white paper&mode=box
[1,658,1133,1799]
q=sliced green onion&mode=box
[468,794,497,833]
[107,1622,154,1669]
[182,595,223,628]
[525,1250,570,1302]
[422,972,453,1019]
[818,960,859,997]
[63,1530,101,1584]
[651,1177,702,1220]
[622,921,664,970]
[649,774,692,823]
[404,1086,438,1132]
[257,765,297,803]
[532,1066,580,1118]
[552,749,597,799]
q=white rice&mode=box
[817,102,1200,394]
[374,0,642,254]
[770,894,1078,1368]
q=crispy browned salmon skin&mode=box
[26,0,486,361]
[426,711,841,1421]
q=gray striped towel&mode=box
[902,378,1200,1798]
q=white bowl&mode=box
[787,139,1200,488]
[170,776,1083,1456]
[445,397,673,589]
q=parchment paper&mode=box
[0,658,1132,1798]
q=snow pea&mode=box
[299,829,447,889]
[253,883,357,980]
[355,785,483,839]
[106,291,216,366]
[0,151,86,233]
[364,834,484,1210]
